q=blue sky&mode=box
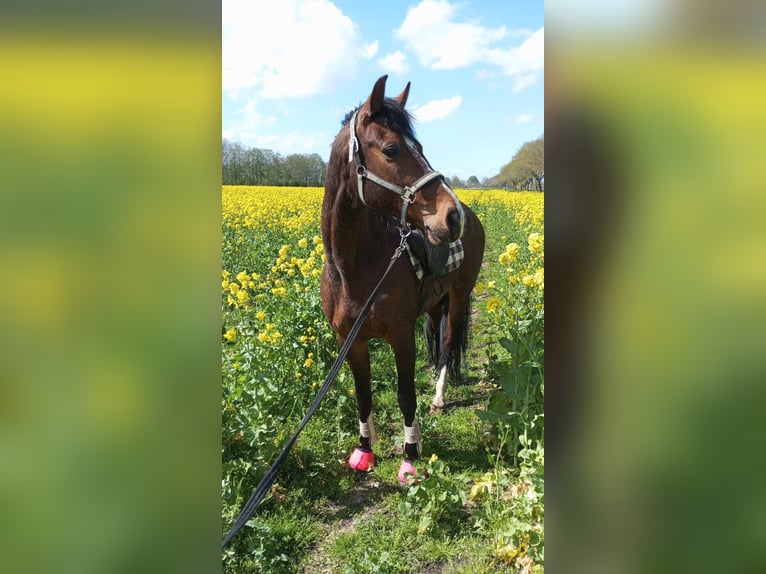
[222,0,543,181]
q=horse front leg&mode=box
[391,331,422,484]
[344,337,376,472]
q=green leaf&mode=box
[499,336,517,354]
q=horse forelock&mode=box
[341,99,417,142]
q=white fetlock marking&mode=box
[360,413,377,446]
[404,419,422,456]
[432,365,447,408]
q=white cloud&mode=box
[378,51,410,74]
[362,40,379,59]
[512,113,534,125]
[229,129,329,156]
[512,74,539,93]
[256,131,328,154]
[486,28,544,78]
[223,0,367,99]
[240,99,278,128]
[395,0,505,70]
[411,96,463,123]
[394,1,543,92]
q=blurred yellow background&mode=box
[0,31,221,574]
[549,22,766,574]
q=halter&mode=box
[348,110,445,229]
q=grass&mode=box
[223,336,539,573]
[222,188,544,573]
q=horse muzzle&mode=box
[425,206,464,244]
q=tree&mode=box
[515,135,544,191]
[221,139,329,186]
[490,134,544,191]
[466,175,480,188]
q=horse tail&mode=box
[425,295,446,369]
[425,294,472,384]
[448,297,471,384]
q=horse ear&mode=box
[367,75,388,116]
[393,81,411,108]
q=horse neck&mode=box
[321,178,387,279]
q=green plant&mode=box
[399,454,469,534]
[467,426,544,572]
[221,187,545,573]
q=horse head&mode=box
[344,75,465,245]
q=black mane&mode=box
[342,98,417,141]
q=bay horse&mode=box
[321,75,485,484]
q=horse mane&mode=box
[341,98,417,141]
[327,98,419,200]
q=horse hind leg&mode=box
[426,292,472,411]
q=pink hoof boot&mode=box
[348,448,375,472]
[397,460,419,485]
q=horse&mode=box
[321,75,485,484]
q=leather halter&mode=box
[348,110,445,229]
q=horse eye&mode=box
[383,144,400,159]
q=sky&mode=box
[222,0,544,181]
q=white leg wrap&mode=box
[432,365,448,408]
[359,413,377,446]
[404,419,422,455]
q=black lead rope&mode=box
[222,228,411,549]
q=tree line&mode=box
[223,133,543,191]
[223,139,327,186]
[487,134,544,191]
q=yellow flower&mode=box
[499,242,520,265]
[486,296,503,314]
[528,232,544,254]
[223,328,236,342]
[429,453,439,463]
[255,310,266,321]
[304,357,314,368]
[298,238,308,248]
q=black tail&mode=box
[424,295,472,384]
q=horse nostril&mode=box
[446,208,462,241]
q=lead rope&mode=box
[222,226,411,549]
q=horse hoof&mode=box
[397,459,420,485]
[348,448,375,472]
[429,404,442,414]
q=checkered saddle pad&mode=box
[404,229,464,281]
